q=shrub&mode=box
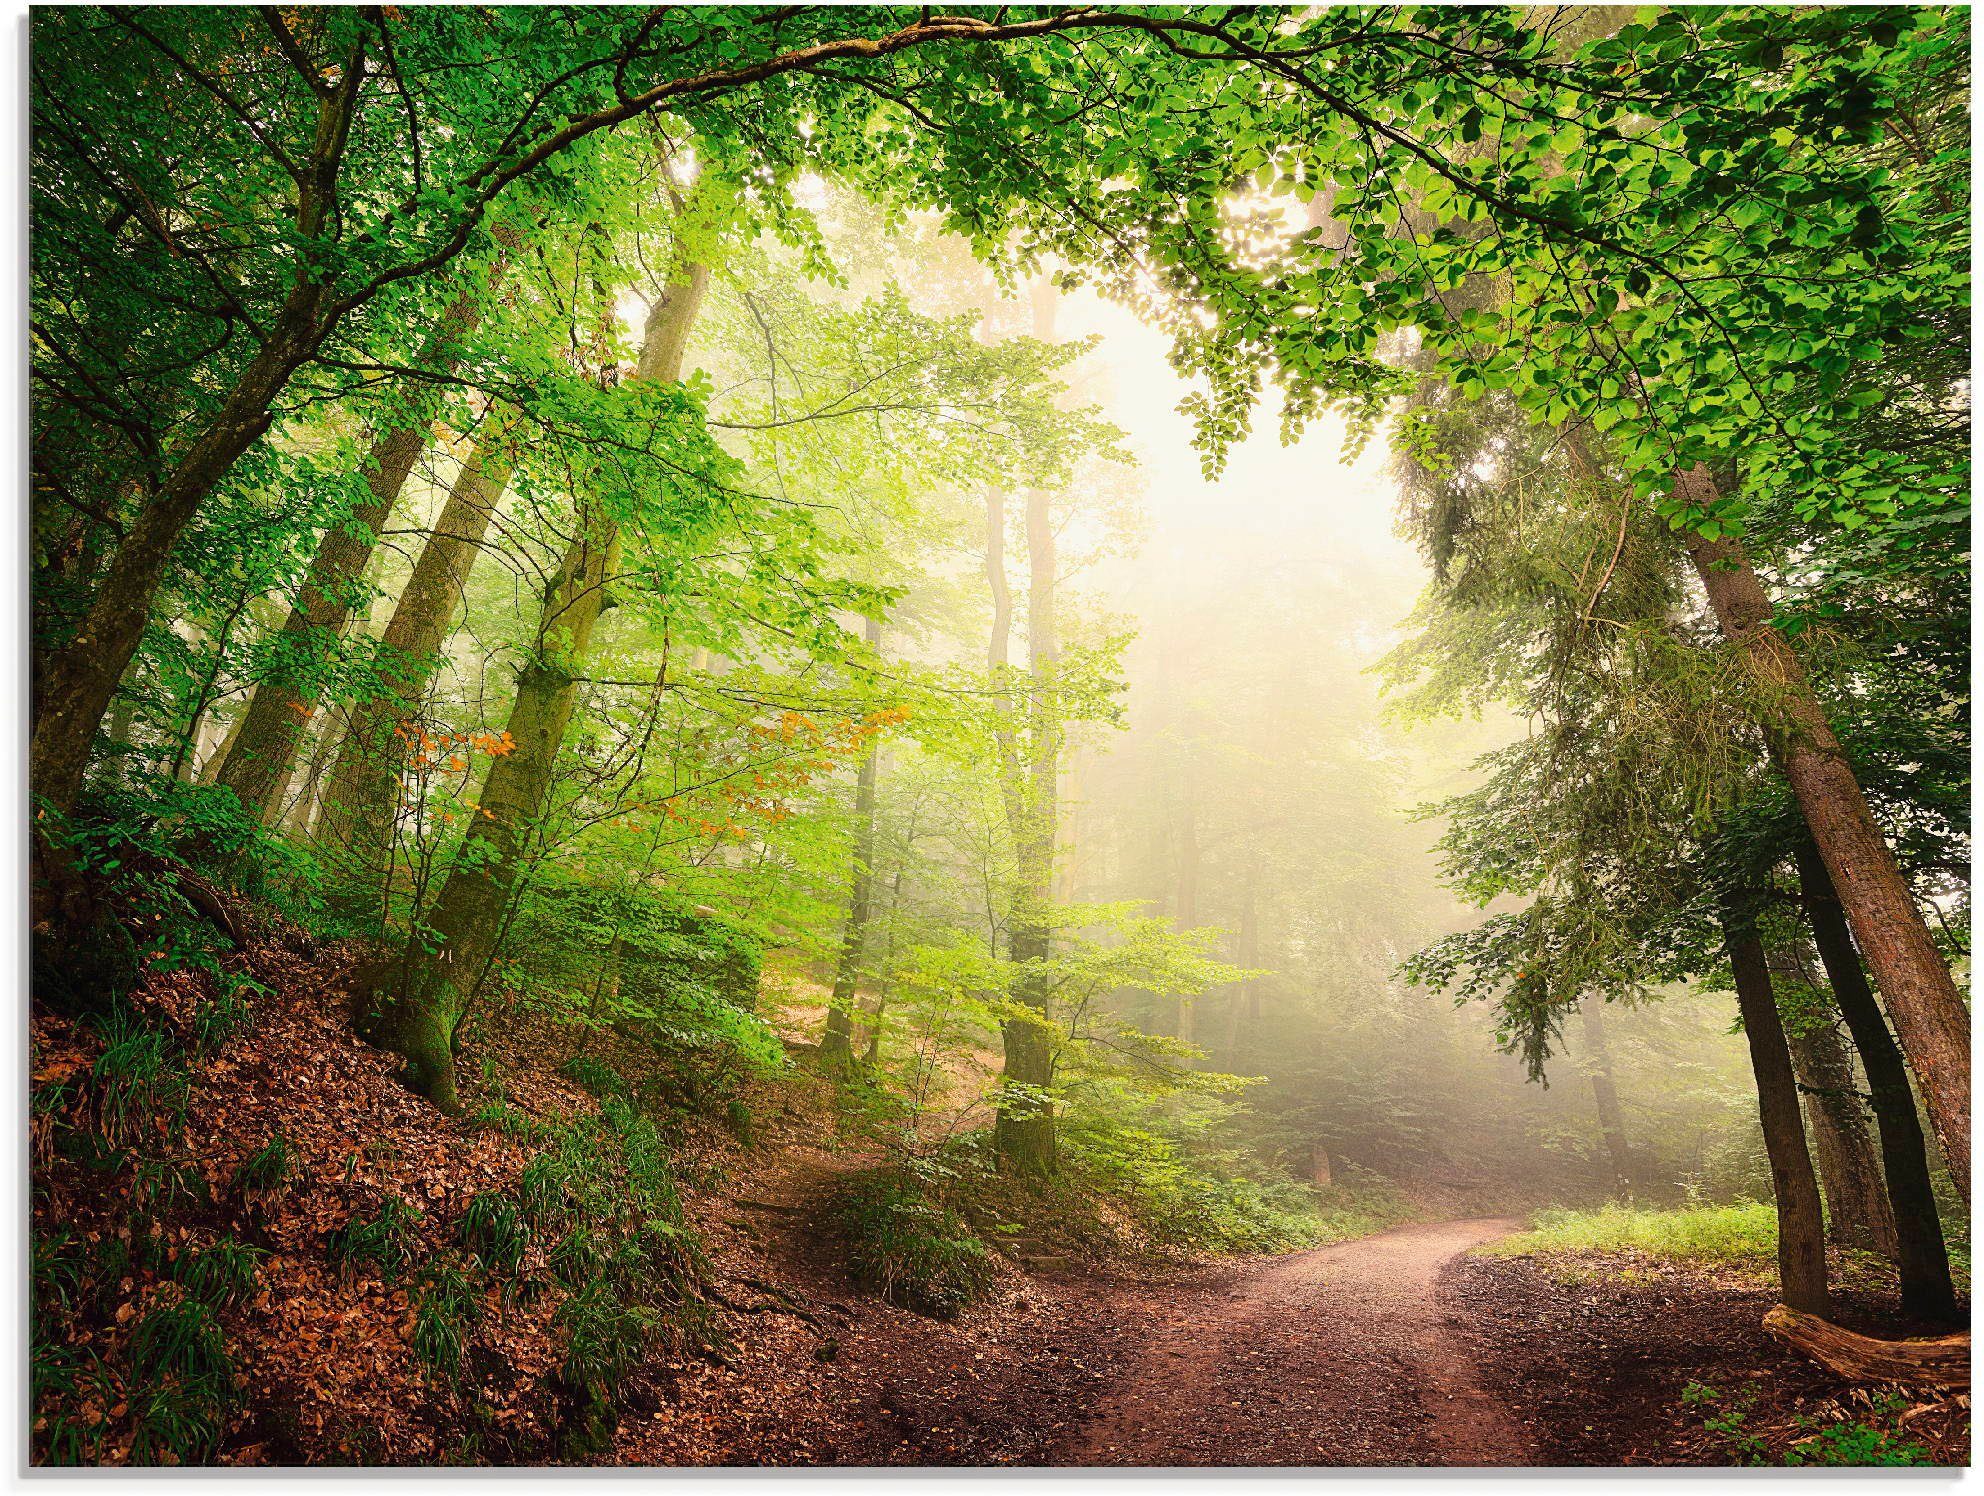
[835,1171,993,1320]
[327,1198,424,1283]
[1060,1119,1322,1253]
[1490,1201,1779,1265]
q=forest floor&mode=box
[31,917,1968,1468]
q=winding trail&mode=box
[1051,1219,1534,1467]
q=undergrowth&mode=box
[1487,1200,1780,1265]
[1681,1380,1934,1467]
[835,1165,994,1320]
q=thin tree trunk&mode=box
[1222,865,1259,1063]
[994,281,1061,1176]
[212,258,510,824]
[862,859,909,1067]
[1796,842,1958,1322]
[355,264,708,1110]
[1676,463,1969,1201]
[1170,777,1200,1044]
[315,414,519,875]
[1785,1004,1899,1258]
[819,617,884,1069]
[1721,896,1831,1316]
[1579,1002,1639,1190]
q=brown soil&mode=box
[1052,1219,1532,1466]
[1445,1249,1971,1466]
[612,1210,1537,1467]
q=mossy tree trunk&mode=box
[357,265,708,1110]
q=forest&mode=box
[25,2,1971,1471]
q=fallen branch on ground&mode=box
[1764,1304,1970,1389]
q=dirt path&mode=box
[1051,1219,1534,1467]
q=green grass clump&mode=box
[327,1198,425,1283]
[191,981,256,1053]
[458,1192,529,1276]
[171,1237,265,1310]
[1488,1200,1779,1264]
[469,1099,550,1143]
[546,1226,605,1290]
[555,1277,653,1402]
[412,1258,481,1382]
[90,1009,189,1147]
[560,1055,629,1101]
[128,1299,236,1464]
[232,1135,294,1195]
[836,1171,993,1320]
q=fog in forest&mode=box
[845,230,1768,1215]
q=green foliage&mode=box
[560,1056,629,1103]
[129,1298,235,1465]
[1785,1405,1933,1468]
[1681,1381,1934,1467]
[835,1169,994,1320]
[1491,1202,1779,1266]
[546,1227,605,1292]
[1680,1380,1769,1465]
[1061,1115,1320,1254]
[132,1159,211,1222]
[554,1277,654,1404]
[191,982,257,1054]
[327,1199,425,1284]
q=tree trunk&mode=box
[1787,1012,1899,1256]
[1797,841,1959,1322]
[31,65,368,819]
[819,617,884,1069]
[1677,463,1969,1202]
[33,304,327,817]
[1721,897,1831,1316]
[315,414,519,876]
[1222,865,1259,1063]
[1171,776,1199,1045]
[356,265,708,1109]
[1768,938,1899,1258]
[994,279,1062,1177]
[211,261,508,825]
[1765,1305,1969,1389]
[1579,1002,1639,1190]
